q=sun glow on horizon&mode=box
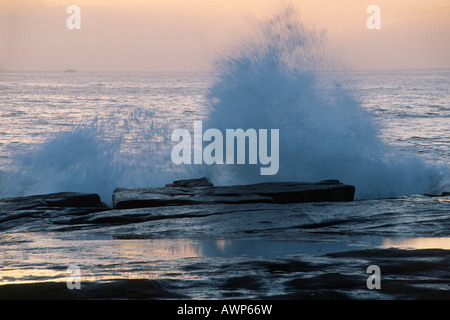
[1,0,449,71]
[383,237,450,250]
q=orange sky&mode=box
[1,0,449,71]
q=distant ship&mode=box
[64,68,76,73]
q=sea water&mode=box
[1,69,448,203]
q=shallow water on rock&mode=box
[1,192,449,299]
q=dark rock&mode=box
[222,275,263,290]
[0,192,109,230]
[0,192,107,212]
[53,205,215,226]
[113,180,355,209]
[284,272,364,290]
[165,177,213,188]
[317,180,341,185]
[0,279,185,300]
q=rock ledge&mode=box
[113,178,355,209]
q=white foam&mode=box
[199,6,448,199]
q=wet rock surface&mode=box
[0,192,108,232]
[1,179,449,300]
[113,178,355,209]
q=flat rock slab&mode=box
[113,180,355,209]
[0,192,109,231]
[0,192,105,211]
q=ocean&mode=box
[0,69,448,201]
[0,10,449,300]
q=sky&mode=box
[0,0,449,71]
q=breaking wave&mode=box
[199,6,448,199]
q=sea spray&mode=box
[199,6,447,199]
[0,109,183,206]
